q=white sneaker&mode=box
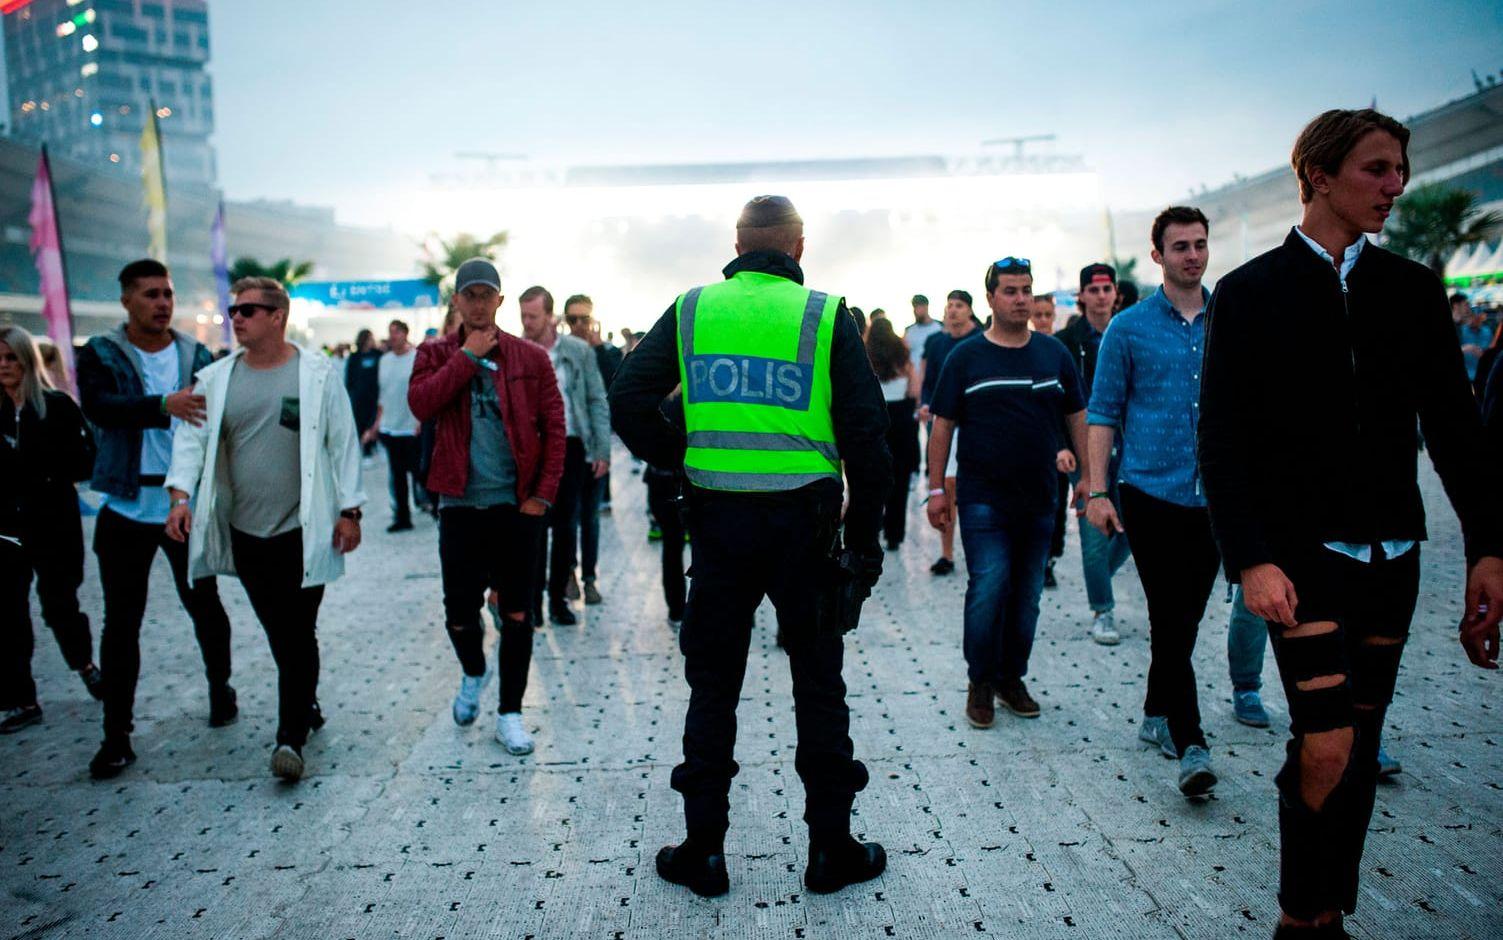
[496,712,534,755]
[452,667,492,726]
[1091,611,1120,646]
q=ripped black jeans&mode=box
[1263,544,1419,920]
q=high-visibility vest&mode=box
[674,270,842,492]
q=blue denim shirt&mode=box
[1086,286,1209,508]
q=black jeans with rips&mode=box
[1118,483,1221,754]
[95,506,232,739]
[438,503,541,713]
[671,485,868,846]
[229,527,324,749]
[1263,544,1419,921]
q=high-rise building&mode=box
[3,0,214,188]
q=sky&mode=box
[204,0,1503,236]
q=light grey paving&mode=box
[3,451,1500,939]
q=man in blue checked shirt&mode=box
[1083,206,1225,800]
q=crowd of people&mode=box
[3,106,1503,937]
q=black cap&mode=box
[1079,263,1116,289]
[911,294,929,306]
[737,195,802,229]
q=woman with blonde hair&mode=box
[35,337,72,396]
[0,325,100,733]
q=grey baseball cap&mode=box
[454,258,501,294]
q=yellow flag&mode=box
[140,106,168,261]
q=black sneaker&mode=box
[655,842,729,897]
[0,704,43,734]
[386,520,414,533]
[804,836,887,894]
[208,684,239,728]
[549,601,578,626]
[1043,560,1057,589]
[307,700,326,733]
[930,557,955,576]
[996,679,1041,718]
[79,664,105,700]
[89,738,136,779]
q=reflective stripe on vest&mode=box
[675,272,841,493]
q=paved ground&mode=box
[4,449,1501,939]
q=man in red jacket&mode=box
[409,258,566,756]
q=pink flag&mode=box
[28,147,75,392]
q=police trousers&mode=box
[671,484,869,844]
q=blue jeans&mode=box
[577,471,602,580]
[1227,585,1268,692]
[957,501,1054,685]
[1078,511,1132,612]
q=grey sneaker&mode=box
[564,573,581,601]
[1177,745,1217,798]
[270,744,305,782]
[1091,611,1120,646]
[452,667,492,727]
[583,578,602,606]
[1233,690,1271,727]
[1138,715,1178,759]
[496,712,535,755]
[1376,745,1401,778]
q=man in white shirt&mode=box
[371,319,421,532]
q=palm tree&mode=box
[229,257,316,287]
[419,231,508,290]
[1384,183,1503,279]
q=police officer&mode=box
[610,196,892,897]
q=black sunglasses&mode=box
[228,302,279,318]
[991,256,1032,273]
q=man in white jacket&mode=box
[166,276,365,782]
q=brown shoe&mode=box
[965,682,995,729]
[996,679,1040,718]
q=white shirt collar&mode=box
[1294,226,1366,286]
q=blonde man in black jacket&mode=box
[1199,108,1503,939]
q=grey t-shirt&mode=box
[223,352,302,537]
[440,369,518,508]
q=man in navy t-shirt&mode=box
[927,257,1088,729]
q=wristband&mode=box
[927,488,946,497]
[170,497,189,509]
[1088,491,1111,500]
[159,395,169,416]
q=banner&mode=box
[212,201,232,346]
[140,102,168,261]
[290,279,442,309]
[27,146,75,393]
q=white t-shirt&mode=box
[879,376,909,402]
[376,347,418,436]
[550,344,576,437]
[102,342,180,524]
[904,320,942,368]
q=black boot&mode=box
[89,737,136,779]
[655,841,729,897]
[804,835,886,894]
[1272,919,1348,939]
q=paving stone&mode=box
[3,454,1500,938]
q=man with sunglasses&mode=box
[165,277,366,782]
[927,257,1089,728]
[519,287,610,623]
[76,258,237,779]
[1058,263,1132,645]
